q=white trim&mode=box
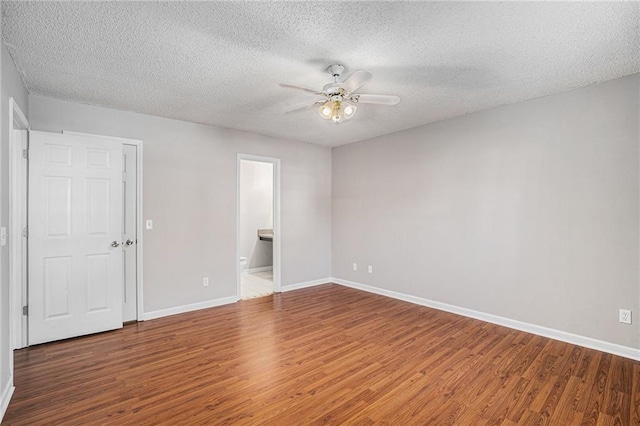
[10,99,27,130]
[63,131,145,322]
[244,266,273,274]
[142,296,238,321]
[236,154,282,298]
[0,378,15,422]
[133,142,144,322]
[144,278,328,321]
[332,277,640,361]
[62,131,142,145]
[281,278,331,292]
[9,98,29,352]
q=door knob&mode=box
[125,239,134,246]
[111,241,120,248]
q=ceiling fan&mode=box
[281,64,400,123]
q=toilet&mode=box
[239,257,247,273]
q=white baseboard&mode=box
[332,277,640,361]
[142,296,238,321]
[281,277,331,292]
[244,266,273,274]
[0,378,15,422]
[138,277,639,361]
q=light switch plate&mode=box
[145,220,153,230]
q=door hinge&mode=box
[22,227,28,238]
[22,305,28,316]
[22,149,28,160]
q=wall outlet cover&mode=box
[619,309,632,324]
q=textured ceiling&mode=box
[2,1,639,147]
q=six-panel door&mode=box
[28,131,124,345]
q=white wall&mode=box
[240,160,273,270]
[28,95,332,313]
[332,74,640,349]
[1,42,29,416]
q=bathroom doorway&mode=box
[237,154,281,299]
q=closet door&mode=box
[28,131,123,345]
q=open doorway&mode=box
[237,155,280,299]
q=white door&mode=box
[122,144,137,322]
[28,131,124,345]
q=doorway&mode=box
[10,129,143,347]
[237,155,281,299]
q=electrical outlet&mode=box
[352,263,358,271]
[203,277,210,287]
[368,265,373,274]
[619,309,632,324]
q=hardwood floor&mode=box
[4,284,639,425]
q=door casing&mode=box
[122,143,138,322]
[8,98,29,351]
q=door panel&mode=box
[29,131,123,345]
[43,256,71,318]
[45,177,71,236]
[87,178,110,234]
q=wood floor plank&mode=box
[583,353,614,425]
[3,284,640,425]
[631,364,640,424]
[603,355,632,425]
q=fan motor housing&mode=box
[322,82,344,95]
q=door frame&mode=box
[63,131,144,321]
[236,154,281,297]
[9,98,30,350]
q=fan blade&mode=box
[342,70,373,93]
[280,83,322,94]
[355,94,400,105]
[284,100,322,113]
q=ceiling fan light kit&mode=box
[282,64,400,124]
[319,97,357,123]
